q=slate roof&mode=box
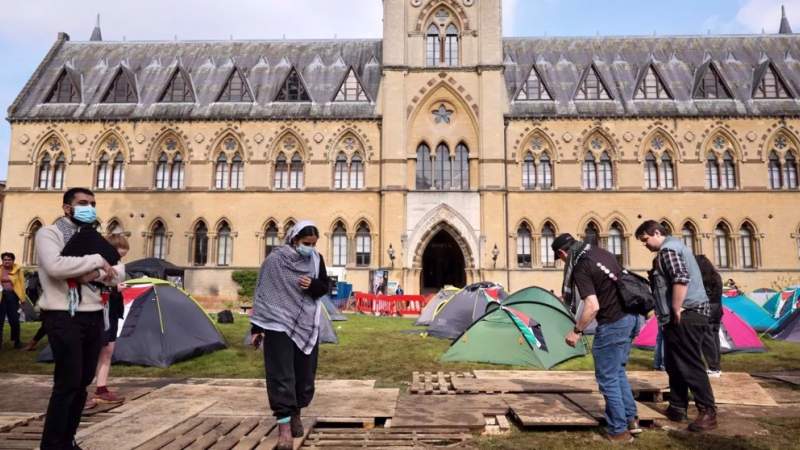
[503,35,800,118]
[8,35,382,121]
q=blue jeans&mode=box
[592,313,639,435]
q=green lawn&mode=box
[3,314,799,385]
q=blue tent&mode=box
[722,293,776,332]
[764,289,800,325]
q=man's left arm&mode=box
[660,249,690,323]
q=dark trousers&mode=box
[663,310,716,412]
[40,311,104,450]
[700,322,722,371]
[263,330,319,419]
[0,290,21,345]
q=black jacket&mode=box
[695,254,723,323]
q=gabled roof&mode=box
[45,66,82,104]
[514,64,552,101]
[692,59,733,99]
[158,66,195,103]
[273,67,311,102]
[752,60,794,98]
[574,62,613,100]
[216,66,254,103]
[101,65,138,103]
[633,63,672,99]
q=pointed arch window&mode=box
[416,143,433,189]
[332,222,347,267]
[754,64,791,99]
[635,65,671,99]
[739,224,755,269]
[217,68,253,102]
[681,222,697,253]
[193,222,209,266]
[284,221,296,239]
[97,153,110,189]
[334,152,348,189]
[230,153,243,189]
[335,69,368,102]
[275,68,310,102]
[105,220,123,236]
[575,65,611,100]
[426,20,460,67]
[769,151,783,189]
[155,152,169,189]
[38,154,52,189]
[537,153,552,190]
[706,153,720,189]
[170,153,184,190]
[695,64,732,99]
[714,223,731,268]
[355,223,371,266]
[444,24,459,67]
[517,223,532,268]
[721,151,736,189]
[216,221,233,266]
[350,153,364,189]
[289,153,304,189]
[644,152,659,189]
[785,151,798,189]
[25,220,43,266]
[426,24,440,67]
[453,144,469,190]
[599,152,613,189]
[522,152,535,189]
[103,69,137,103]
[151,221,167,259]
[435,144,452,190]
[608,222,625,266]
[47,70,80,103]
[215,153,229,189]
[111,153,124,189]
[264,222,279,258]
[660,152,675,189]
[660,221,674,236]
[583,153,598,189]
[517,66,551,101]
[541,222,556,268]
[584,222,600,247]
[160,68,194,103]
[274,153,289,189]
[52,154,66,190]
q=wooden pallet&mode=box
[136,416,277,450]
[409,371,473,394]
[300,427,472,448]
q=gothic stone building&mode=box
[3,0,800,302]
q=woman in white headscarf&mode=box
[250,220,329,449]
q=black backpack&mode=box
[590,258,655,316]
[217,310,234,324]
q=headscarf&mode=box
[560,239,591,314]
[285,220,320,278]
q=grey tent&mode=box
[125,258,185,286]
[415,286,459,326]
[39,278,225,367]
[322,295,347,321]
[427,282,506,339]
[769,308,800,343]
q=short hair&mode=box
[106,233,130,251]
[291,225,319,245]
[1,252,15,261]
[63,187,95,205]
[635,220,667,239]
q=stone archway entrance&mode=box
[421,229,466,293]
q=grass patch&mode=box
[2,314,800,384]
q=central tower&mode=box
[378,0,510,293]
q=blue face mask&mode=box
[296,244,315,258]
[72,205,97,224]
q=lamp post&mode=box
[387,243,396,268]
[491,244,499,269]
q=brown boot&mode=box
[275,423,293,450]
[688,408,718,432]
[290,414,304,438]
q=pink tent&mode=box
[634,306,765,353]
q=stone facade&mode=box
[3,0,800,303]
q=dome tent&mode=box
[415,286,460,326]
[722,292,776,332]
[427,282,506,339]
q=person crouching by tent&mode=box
[554,233,640,444]
[87,233,130,408]
[0,252,26,349]
[250,221,330,450]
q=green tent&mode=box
[441,286,587,369]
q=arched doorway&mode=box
[421,229,466,293]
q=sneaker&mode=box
[93,390,125,404]
[706,370,722,378]
[606,430,635,444]
[83,398,97,410]
[627,418,643,435]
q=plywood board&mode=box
[503,393,598,427]
[391,394,502,429]
[451,377,594,394]
[710,372,778,407]
[564,393,665,422]
[304,388,399,419]
[75,397,215,450]
[0,414,40,433]
[752,372,800,387]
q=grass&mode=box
[3,314,800,384]
[3,314,800,449]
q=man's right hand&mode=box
[251,333,264,349]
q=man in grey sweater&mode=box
[37,188,124,450]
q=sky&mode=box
[0,0,797,180]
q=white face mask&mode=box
[296,244,315,258]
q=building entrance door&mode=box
[421,229,466,294]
